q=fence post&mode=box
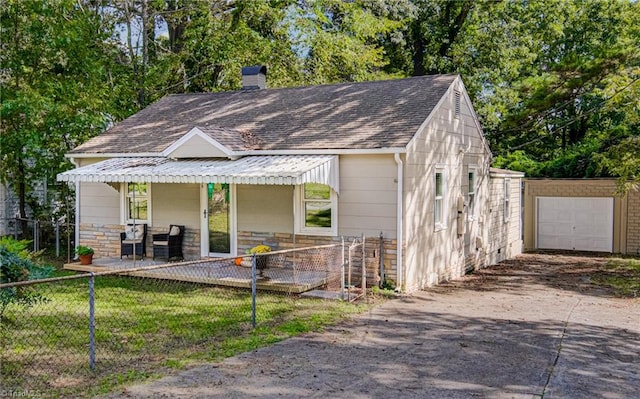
[14,217,18,239]
[362,234,366,298]
[251,254,257,328]
[347,241,352,302]
[33,220,38,252]
[89,273,96,371]
[341,237,345,301]
[55,220,60,257]
[379,232,384,289]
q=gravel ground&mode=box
[105,253,640,399]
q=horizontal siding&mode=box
[338,154,397,238]
[237,185,293,233]
[403,79,492,291]
[166,134,227,158]
[152,183,199,229]
[80,183,119,225]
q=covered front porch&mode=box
[58,155,340,261]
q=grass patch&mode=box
[592,257,640,297]
[0,275,372,398]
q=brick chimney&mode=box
[241,65,267,90]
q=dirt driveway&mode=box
[107,253,640,399]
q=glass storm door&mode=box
[201,183,235,257]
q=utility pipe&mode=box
[394,153,404,291]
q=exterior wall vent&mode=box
[454,91,461,118]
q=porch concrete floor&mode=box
[64,257,331,294]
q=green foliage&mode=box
[2,0,639,213]
[593,258,640,297]
[0,237,54,318]
[492,151,542,178]
[0,0,119,218]
[74,245,94,256]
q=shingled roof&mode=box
[70,74,458,155]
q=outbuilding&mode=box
[524,179,640,255]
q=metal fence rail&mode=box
[0,241,367,397]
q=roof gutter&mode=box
[394,152,404,292]
[64,147,408,159]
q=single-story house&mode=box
[524,179,640,254]
[58,68,524,292]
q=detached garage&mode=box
[524,179,640,255]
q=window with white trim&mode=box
[124,183,151,224]
[434,167,447,230]
[467,166,476,219]
[296,183,337,236]
[504,178,511,223]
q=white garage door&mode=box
[537,197,613,252]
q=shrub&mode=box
[0,237,54,319]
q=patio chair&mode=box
[120,223,147,259]
[152,225,185,261]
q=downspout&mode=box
[394,153,404,291]
[70,157,80,260]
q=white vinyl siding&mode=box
[237,185,293,233]
[504,179,511,223]
[435,167,447,231]
[468,166,476,220]
[338,154,397,238]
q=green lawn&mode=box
[0,274,372,398]
[594,257,640,297]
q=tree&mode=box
[486,0,640,188]
[290,0,405,84]
[0,0,119,219]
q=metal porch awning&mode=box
[57,155,340,193]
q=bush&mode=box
[0,237,54,319]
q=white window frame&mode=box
[121,182,152,225]
[504,178,511,223]
[294,183,338,236]
[467,165,477,221]
[434,165,447,231]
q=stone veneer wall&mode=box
[78,223,200,260]
[78,223,401,287]
[238,231,397,287]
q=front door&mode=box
[201,183,236,257]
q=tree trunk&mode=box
[139,0,149,107]
[411,21,426,76]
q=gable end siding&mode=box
[403,81,491,291]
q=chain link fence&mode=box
[3,217,75,260]
[0,240,367,398]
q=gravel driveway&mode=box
[106,253,640,399]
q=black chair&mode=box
[120,224,147,259]
[152,225,185,261]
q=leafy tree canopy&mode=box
[1,0,639,217]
